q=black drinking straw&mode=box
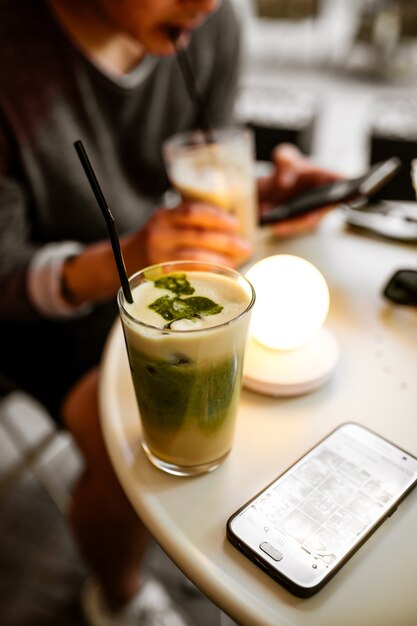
[172,35,214,143]
[74,140,133,304]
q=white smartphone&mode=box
[227,423,417,597]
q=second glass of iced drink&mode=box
[163,127,257,243]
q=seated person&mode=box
[0,0,339,623]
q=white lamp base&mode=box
[243,327,339,397]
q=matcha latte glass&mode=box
[118,261,255,477]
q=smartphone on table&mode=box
[227,423,417,597]
[259,157,401,225]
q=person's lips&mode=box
[164,26,193,49]
[166,15,206,37]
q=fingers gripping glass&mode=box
[383,269,417,306]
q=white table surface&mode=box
[99,211,417,626]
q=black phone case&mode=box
[259,157,401,225]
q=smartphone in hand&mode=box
[260,157,401,225]
[227,423,417,597]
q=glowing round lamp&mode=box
[244,255,339,396]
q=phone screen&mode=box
[227,423,417,596]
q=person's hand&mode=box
[135,202,252,268]
[61,202,251,308]
[258,143,342,237]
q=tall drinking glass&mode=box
[118,261,255,477]
[163,127,257,243]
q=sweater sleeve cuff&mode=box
[27,242,93,318]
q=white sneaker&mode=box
[82,577,189,626]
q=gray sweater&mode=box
[0,0,240,415]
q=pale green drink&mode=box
[118,261,255,476]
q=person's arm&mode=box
[0,149,117,316]
[0,174,40,320]
[1,180,250,320]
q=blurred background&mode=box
[1,1,417,624]
[234,0,417,199]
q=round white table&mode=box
[99,211,417,626]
